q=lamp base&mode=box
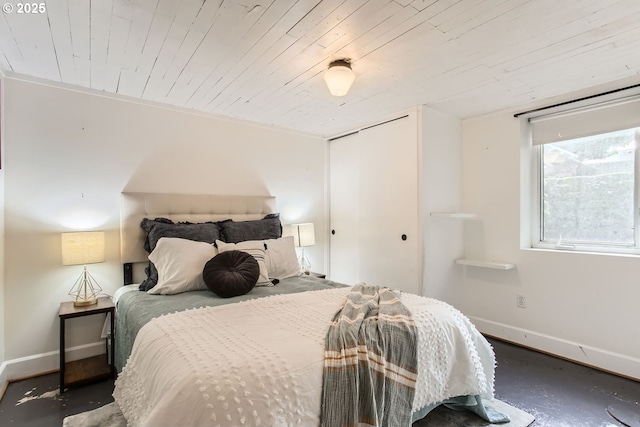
[299,249,311,275]
[69,266,102,307]
[73,297,98,307]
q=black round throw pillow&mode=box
[203,250,260,298]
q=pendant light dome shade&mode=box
[324,59,355,96]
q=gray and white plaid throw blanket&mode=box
[320,284,418,427]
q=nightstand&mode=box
[59,296,115,393]
[307,272,327,279]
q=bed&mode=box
[112,192,503,426]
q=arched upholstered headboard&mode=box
[120,192,276,269]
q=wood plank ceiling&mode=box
[1,0,639,137]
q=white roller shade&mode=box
[530,95,640,145]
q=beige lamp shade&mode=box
[284,223,315,247]
[296,223,315,247]
[61,231,105,266]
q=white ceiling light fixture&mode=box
[324,59,355,96]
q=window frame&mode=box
[529,121,640,256]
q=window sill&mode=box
[524,246,640,258]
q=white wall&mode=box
[0,115,5,389]
[1,78,326,380]
[420,106,464,302]
[460,111,640,379]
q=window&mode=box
[528,94,640,254]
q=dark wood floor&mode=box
[0,372,114,427]
[0,338,638,427]
[491,339,640,427]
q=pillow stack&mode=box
[139,214,303,297]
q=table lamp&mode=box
[61,231,105,306]
[290,223,315,274]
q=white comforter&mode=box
[113,287,495,427]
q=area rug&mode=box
[414,399,535,426]
[63,399,535,427]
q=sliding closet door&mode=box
[358,113,420,294]
[329,111,421,293]
[328,132,360,285]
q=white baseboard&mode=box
[0,361,8,401]
[470,316,640,381]
[0,341,105,384]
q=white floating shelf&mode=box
[430,212,477,219]
[455,259,516,270]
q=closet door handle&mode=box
[401,234,407,241]
[331,229,336,235]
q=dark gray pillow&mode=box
[141,218,174,253]
[139,218,222,291]
[203,251,259,298]
[219,213,282,243]
[145,220,222,251]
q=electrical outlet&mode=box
[516,294,526,308]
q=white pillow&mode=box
[264,236,301,279]
[148,237,218,295]
[216,240,273,286]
